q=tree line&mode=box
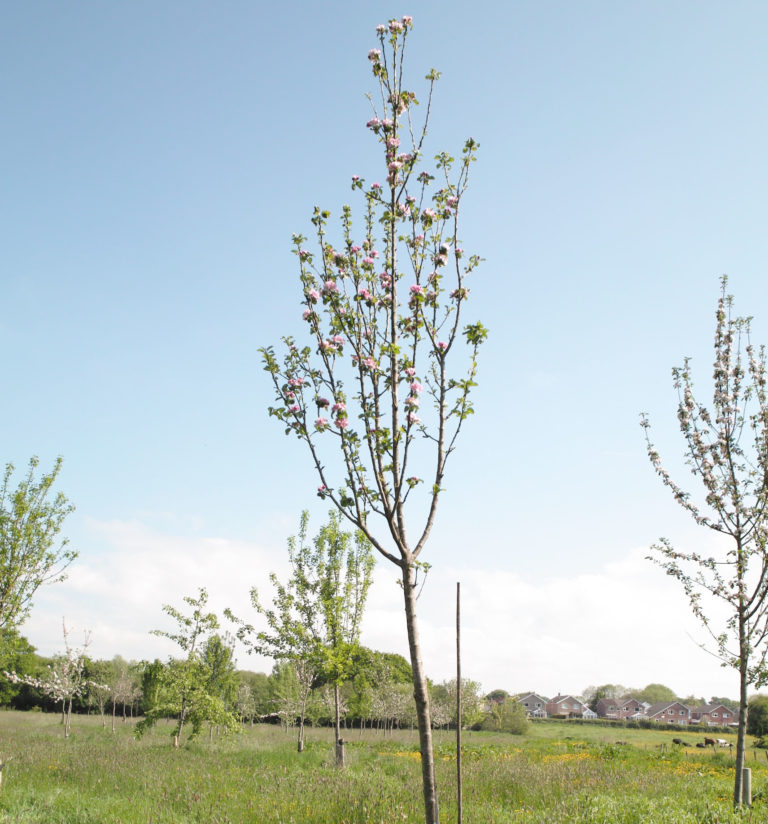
[0,628,529,737]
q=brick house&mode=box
[595,697,647,720]
[690,703,738,727]
[646,701,691,725]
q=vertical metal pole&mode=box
[456,581,462,824]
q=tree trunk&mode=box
[402,561,439,824]
[456,581,463,824]
[734,617,749,807]
[176,696,187,743]
[334,683,344,766]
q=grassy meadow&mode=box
[0,711,766,823]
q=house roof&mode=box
[646,701,689,716]
[517,693,548,704]
[690,703,736,715]
[548,694,586,707]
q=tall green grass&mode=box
[0,712,764,823]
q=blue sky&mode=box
[4,1,768,699]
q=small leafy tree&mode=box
[232,511,373,760]
[260,17,485,821]
[481,698,528,734]
[231,514,324,752]
[135,588,238,743]
[84,659,113,727]
[315,510,374,764]
[0,457,76,638]
[642,278,768,807]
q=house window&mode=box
[712,712,719,717]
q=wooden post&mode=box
[742,767,752,807]
[335,738,346,767]
[456,581,462,824]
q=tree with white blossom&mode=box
[6,620,98,737]
[642,277,768,808]
[260,17,485,822]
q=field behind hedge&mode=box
[0,711,766,823]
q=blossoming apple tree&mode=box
[642,278,768,808]
[260,16,486,823]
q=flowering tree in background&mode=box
[260,16,485,822]
[6,620,97,738]
[642,278,768,808]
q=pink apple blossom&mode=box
[315,417,329,429]
[332,402,346,414]
[289,404,299,413]
[404,367,417,377]
[308,289,320,302]
[437,341,448,351]
[368,49,381,62]
[410,382,423,393]
[336,417,350,430]
[407,412,421,424]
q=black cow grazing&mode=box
[673,738,683,745]
[696,743,707,748]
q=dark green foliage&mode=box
[135,589,238,742]
[633,684,678,705]
[748,695,768,737]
